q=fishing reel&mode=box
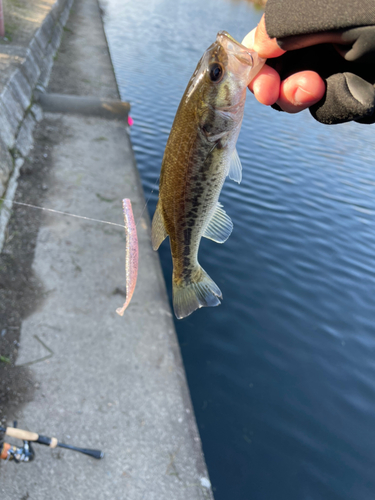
[0,421,35,463]
[1,440,35,463]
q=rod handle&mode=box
[36,435,58,447]
[5,427,38,441]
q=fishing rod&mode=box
[0,422,104,463]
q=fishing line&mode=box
[134,174,160,228]
[0,198,126,229]
[0,175,160,231]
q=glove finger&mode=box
[309,73,375,124]
[276,31,346,52]
[265,0,375,39]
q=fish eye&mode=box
[209,63,224,83]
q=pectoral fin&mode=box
[228,148,242,184]
[151,202,168,250]
[203,202,233,244]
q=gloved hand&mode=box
[247,0,375,124]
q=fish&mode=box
[116,199,138,316]
[151,31,265,319]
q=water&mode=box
[100,0,375,498]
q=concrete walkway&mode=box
[0,0,213,498]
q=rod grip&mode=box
[36,435,58,447]
[5,427,39,441]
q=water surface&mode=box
[101,1,375,498]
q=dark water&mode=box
[101,0,375,498]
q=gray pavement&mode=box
[0,0,214,498]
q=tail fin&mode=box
[173,266,222,319]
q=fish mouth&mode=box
[216,31,254,67]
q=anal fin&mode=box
[151,202,168,250]
[203,202,233,244]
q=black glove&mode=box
[264,0,375,124]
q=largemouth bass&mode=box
[152,31,265,319]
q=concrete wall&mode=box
[0,0,74,250]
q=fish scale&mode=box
[152,31,265,319]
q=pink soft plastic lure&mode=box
[116,199,138,316]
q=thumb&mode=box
[242,15,285,59]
